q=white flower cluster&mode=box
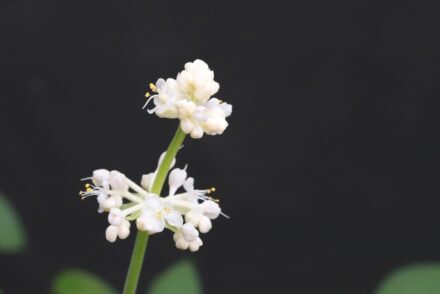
[80,152,225,252]
[143,59,232,139]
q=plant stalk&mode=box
[122,126,186,294]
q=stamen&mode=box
[145,92,150,98]
[208,196,220,203]
[149,83,157,92]
[220,212,230,219]
[142,95,156,110]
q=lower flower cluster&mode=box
[80,152,224,252]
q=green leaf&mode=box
[376,263,440,294]
[147,259,202,294]
[0,191,26,253]
[52,269,117,294]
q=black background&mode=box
[0,0,438,293]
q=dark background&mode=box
[0,0,438,293]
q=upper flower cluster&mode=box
[143,59,232,139]
[80,152,225,252]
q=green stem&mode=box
[122,126,186,294]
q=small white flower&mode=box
[144,78,180,118]
[136,196,183,234]
[200,98,232,136]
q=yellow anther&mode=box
[86,187,93,193]
[145,92,150,98]
[210,187,216,192]
[149,83,157,92]
[85,183,91,188]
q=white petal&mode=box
[220,103,232,117]
[155,78,166,89]
[141,173,155,191]
[183,177,195,193]
[144,196,163,211]
[168,168,187,196]
[165,210,183,227]
[97,192,107,203]
[143,215,165,234]
[92,169,110,186]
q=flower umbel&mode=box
[144,59,232,139]
[80,152,225,252]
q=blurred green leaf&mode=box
[147,259,202,294]
[0,191,26,253]
[376,263,440,294]
[52,269,117,294]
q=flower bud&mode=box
[200,200,221,219]
[181,223,199,242]
[189,238,203,252]
[198,216,212,233]
[105,225,118,243]
[108,208,123,226]
[117,225,130,239]
[109,170,128,191]
[92,169,110,186]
